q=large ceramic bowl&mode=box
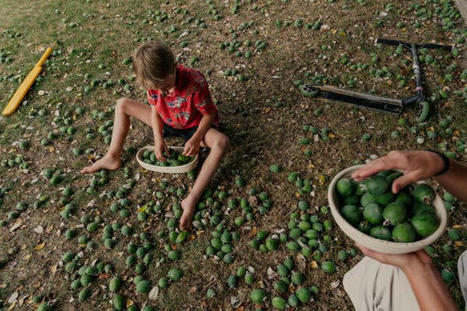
[136,146,198,174]
[328,165,447,254]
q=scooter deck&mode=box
[303,85,403,114]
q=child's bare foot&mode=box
[80,153,121,174]
[180,196,197,231]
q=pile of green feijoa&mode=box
[141,149,193,167]
[336,170,440,242]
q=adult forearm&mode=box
[192,113,214,141]
[403,261,457,311]
[435,159,467,202]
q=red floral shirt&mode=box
[147,64,219,129]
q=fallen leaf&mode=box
[310,261,318,269]
[47,146,54,152]
[34,242,45,251]
[454,241,464,247]
[149,286,159,300]
[452,225,462,229]
[8,292,18,304]
[33,226,43,234]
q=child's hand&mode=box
[183,137,201,156]
[155,140,169,161]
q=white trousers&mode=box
[343,251,467,311]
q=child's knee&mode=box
[214,135,229,151]
[115,97,131,112]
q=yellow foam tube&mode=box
[2,47,52,116]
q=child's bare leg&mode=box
[180,128,229,230]
[81,98,152,174]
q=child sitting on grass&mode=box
[81,41,229,231]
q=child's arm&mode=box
[150,105,168,161]
[183,112,215,156]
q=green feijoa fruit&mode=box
[269,164,281,173]
[370,226,392,240]
[62,252,75,262]
[78,287,90,301]
[291,272,304,285]
[126,255,136,267]
[363,203,383,225]
[221,244,233,253]
[104,238,114,249]
[298,200,309,210]
[288,172,298,182]
[121,225,132,236]
[412,184,435,204]
[366,176,389,196]
[113,294,125,310]
[355,182,366,196]
[288,294,299,307]
[336,178,354,197]
[274,280,288,294]
[375,192,395,206]
[136,280,150,293]
[358,221,373,234]
[286,241,300,251]
[447,229,460,241]
[206,288,215,298]
[109,277,121,292]
[168,250,180,261]
[272,297,286,310]
[441,268,455,283]
[283,256,294,270]
[265,238,279,251]
[411,212,439,238]
[245,272,255,284]
[410,201,433,216]
[443,192,456,203]
[341,205,362,226]
[289,228,302,240]
[395,191,413,207]
[298,221,311,231]
[392,222,416,242]
[135,263,145,274]
[425,245,435,257]
[158,277,168,288]
[344,195,360,205]
[87,222,98,232]
[361,193,377,207]
[250,288,266,304]
[296,286,311,303]
[236,266,246,277]
[383,202,407,225]
[312,222,323,231]
[65,229,77,240]
[176,231,188,243]
[70,279,81,290]
[37,303,53,311]
[227,275,238,288]
[278,264,291,278]
[142,306,155,311]
[338,250,348,261]
[321,261,336,274]
[168,268,183,281]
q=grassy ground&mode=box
[0,0,466,310]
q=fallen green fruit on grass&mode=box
[269,164,281,173]
[321,261,336,274]
[78,287,90,301]
[136,280,151,293]
[272,296,286,310]
[296,287,311,303]
[250,288,266,304]
[113,294,125,310]
[168,268,183,281]
[109,277,121,292]
[37,302,53,311]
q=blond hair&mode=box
[133,41,175,89]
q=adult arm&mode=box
[352,150,467,201]
[150,105,168,161]
[357,244,457,311]
[183,112,215,156]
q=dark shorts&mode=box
[162,124,198,141]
